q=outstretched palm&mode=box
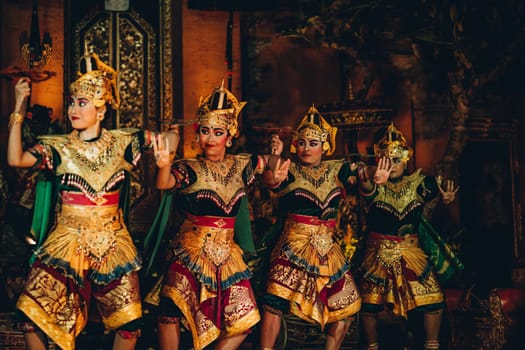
[153,134,172,168]
[373,157,392,184]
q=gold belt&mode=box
[181,219,235,266]
[368,234,419,267]
[57,204,123,264]
[284,216,335,258]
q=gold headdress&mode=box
[291,105,337,156]
[374,123,413,162]
[69,46,120,109]
[196,80,246,138]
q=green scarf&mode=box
[418,216,464,281]
[29,172,55,265]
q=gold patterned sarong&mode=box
[360,233,444,318]
[16,191,142,350]
[267,214,361,329]
[157,216,260,350]
[36,199,140,284]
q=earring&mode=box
[226,139,232,147]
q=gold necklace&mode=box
[294,162,330,188]
[68,129,116,172]
[198,156,239,186]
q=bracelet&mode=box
[8,112,24,130]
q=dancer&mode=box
[8,52,171,350]
[259,106,362,350]
[151,82,288,350]
[357,123,460,350]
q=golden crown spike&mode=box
[196,80,246,137]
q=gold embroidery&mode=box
[97,272,142,329]
[377,240,403,267]
[45,129,136,193]
[282,160,344,205]
[224,285,257,325]
[203,239,231,266]
[182,155,250,207]
[23,268,82,333]
[278,217,347,277]
[370,235,419,268]
[294,162,330,187]
[213,218,227,228]
[93,196,109,206]
[58,204,121,265]
[268,263,361,328]
[198,157,239,186]
[269,264,316,300]
[327,274,360,311]
[310,229,333,257]
[374,170,425,214]
[69,129,115,171]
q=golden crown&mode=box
[196,80,246,138]
[69,48,120,109]
[374,123,413,162]
[291,105,337,156]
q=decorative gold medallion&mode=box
[203,239,231,266]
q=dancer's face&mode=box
[296,137,323,166]
[198,124,230,161]
[67,94,103,135]
[388,157,406,179]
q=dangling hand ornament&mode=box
[437,176,459,205]
[265,134,290,184]
[270,134,284,156]
[373,157,393,185]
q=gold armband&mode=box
[8,112,24,130]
